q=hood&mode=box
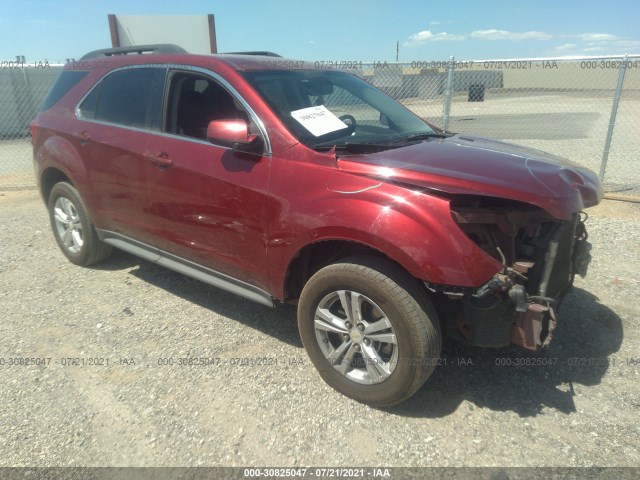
[336,135,603,220]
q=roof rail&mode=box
[224,51,282,57]
[80,44,187,60]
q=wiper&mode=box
[392,131,454,143]
[312,142,401,154]
[312,131,455,153]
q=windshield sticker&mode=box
[291,105,348,137]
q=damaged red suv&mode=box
[32,45,602,406]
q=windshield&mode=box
[242,70,436,150]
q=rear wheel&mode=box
[48,182,111,266]
[297,256,441,407]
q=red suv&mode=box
[32,45,602,406]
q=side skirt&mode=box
[97,229,274,308]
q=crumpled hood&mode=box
[337,134,603,219]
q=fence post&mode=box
[21,67,36,126]
[598,54,628,182]
[442,55,454,131]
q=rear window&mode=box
[78,68,164,129]
[39,70,89,112]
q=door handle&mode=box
[147,152,173,169]
[75,131,91,145]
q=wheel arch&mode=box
[35,135,91,206]
[281,237,428,303]
[40,167,72,203]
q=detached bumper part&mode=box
[510,301,557,350]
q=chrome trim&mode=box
[137,128,265,153]
[74,63,272,156]
[97,229,274,308]
[71,117,157,136]
[144,130,226,148]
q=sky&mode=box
[0,0,639,64]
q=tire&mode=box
[47,182,112,266]
[297,256,441,407]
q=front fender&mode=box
[267,171,502,300]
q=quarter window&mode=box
[40,70,89,112]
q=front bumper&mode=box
[429,213,593,350]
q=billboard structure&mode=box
[108,14,217,54]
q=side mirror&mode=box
[206,119,263,154]
[379,113,389,126]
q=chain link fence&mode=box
[1,55,639,195]
[359,55,640,196]
[0,64,62,188]
[604,60,640,195]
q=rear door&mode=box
[76,66,166,243]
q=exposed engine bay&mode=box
[428,197,593,350]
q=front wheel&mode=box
[297,256,441,407]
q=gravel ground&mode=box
[0,190,639,468]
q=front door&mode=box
[142,69,272,291]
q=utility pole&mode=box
[396,41,399,62]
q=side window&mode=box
[79,68,164,129]
[165,71,250,140]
